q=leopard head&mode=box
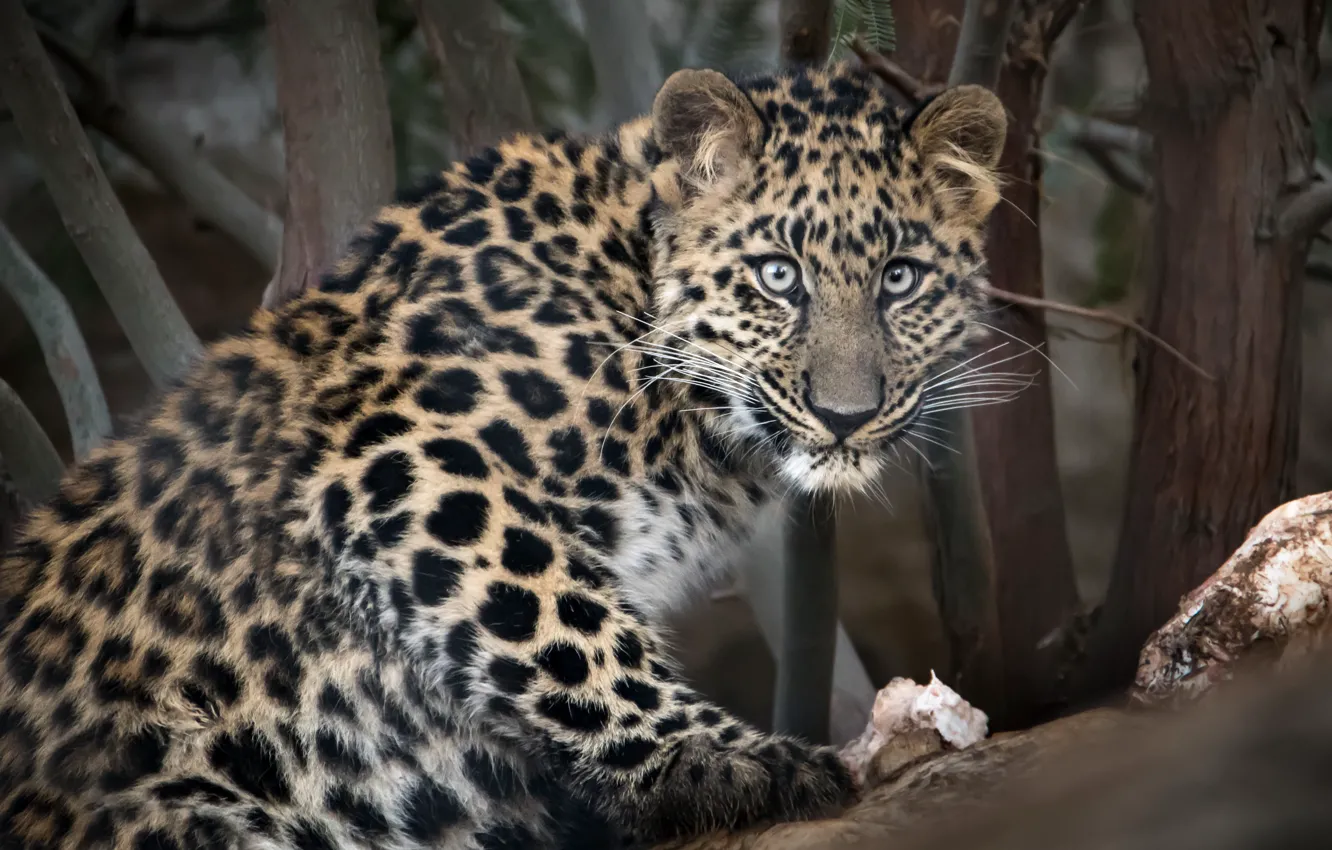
[646,63,1007,494]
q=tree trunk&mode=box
[895,0,1084,728]
[968,0,1084,726]
[889,0,965,87]
[1084,0,1323,693]
[779,0,834,64]
[413,0,535,157]
[576,0,662,125]
[919,0,1021,725]
[262,0,395,308]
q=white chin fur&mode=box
[778,445,884,495]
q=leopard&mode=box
[0,62,1007,850]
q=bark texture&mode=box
[1133,491,1332,708]
[888,0,965,86]
[263,0,396,308]
[414,0,535,157]
[1086,0,1324,691]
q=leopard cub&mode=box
[0,63,1006,850]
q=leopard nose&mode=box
[803,385,883,441]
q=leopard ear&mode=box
[907,84,1007,221]
[652,69,763,187]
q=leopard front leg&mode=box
[444,556,859,844]
[600,691,859,844]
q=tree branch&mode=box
[91,101,283,270]
[1305,257,1332,282]
[1279,182,1332,243]
[412,0,535,157]
[0,0,201,387]
[67,0,129,50]
[979,284,1214,380]
[35,21,282,271]
[1063,114,1151,195]
[262,0,396,308]
[0,378,64,504]
[948,0,1020,88]
[1073,139,1149,196]
[1063,113,1332,251]
[0,223,113,458]
[132,9,266,40]
[855,44,1151,201]
[850,37,943,103]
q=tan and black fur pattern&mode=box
[0,64,1006,849]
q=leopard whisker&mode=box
[618,310,764,372]
[923,347,1038,391]
[922,342,1012,389]
[902,427,959,454]
[921,396,1024,414]
[637,365,760,405]
[618,338,752,379]
[623,343,757,393]
[972,320,1077,390]
[623,345,760,404]
[924,389,1026,405]
[898,434,934,471]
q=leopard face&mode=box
[647,68,1006,494]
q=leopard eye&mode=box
[753,257,802,296]
[881,260,921,298]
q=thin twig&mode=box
[980,283,1214,380]
[849,37,941,103]
[0,223,112,458]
